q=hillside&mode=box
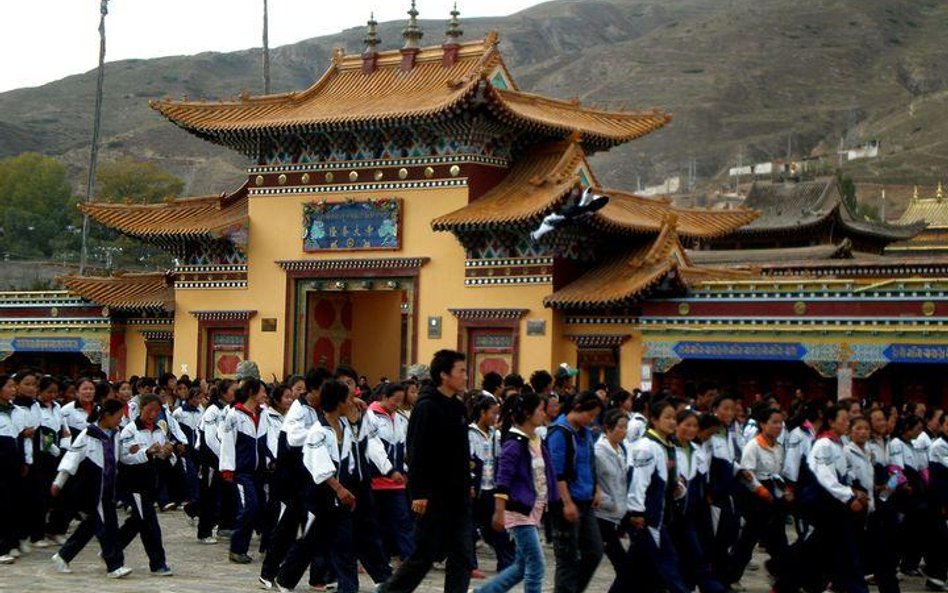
[2,0,948,198]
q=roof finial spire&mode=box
[364,12,380,54]
[445,3,463,44]
[913,185,919,200]
[938,181,944,201]
[402,1,424,50]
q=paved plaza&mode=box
[0,509,932,593]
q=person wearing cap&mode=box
[553,364,578,401]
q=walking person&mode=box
[594,409,630,584]
[377,349,474,593]
[50,399,132,578]
[864,407,901,593]
[116,393,173,576]
[0,374,23,564]
[219,377,270,564]
[473,391,557,593]
[259,382,293,555]
[171,385,204,521]
[547,390,604,593]
[12,370,42,555]
[197,379,236,544]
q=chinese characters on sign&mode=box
[303,198,400,252]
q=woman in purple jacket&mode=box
[474,392,558,593]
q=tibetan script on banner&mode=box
[673,341,805,361]
[303,198,400,252]
[884,344,948,364]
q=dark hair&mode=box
[711,393,735,410]
[269,384,292,409]
[469,394,499,424]
[139,393,162,411]
[676,409,698,425]
[698,413,723,432]
[89,398,125,424]
[753,406,782,425]
[787,400,824,431]
[608,389,632,411]
[603,408,627,431]
[38,376,60,394]
[334,365,359,383]
[158,373,176,389]
[529,370,553,394]
[235,378,263,404]
[13,369,38,383]
[481,372,503,394]
[113,379,130,392]
[697,381,718,395]
[305,367,332,393]
[430,350,465,387]
[75,376,96,391]
[500,392,544,435]
[850,415,870,429]
[381,382,406,400]
[567,391,604,414]
[187,385,203,402]
[94,382,111,403]
[137,377,157,390]
[285,374,305,388]
[503,373,525,390]
[824,405,847,425]
[0,374,12,389]
[320,379,350,413]
[631,389,649,413]
[649,399,675,424]
[894,415,924,441]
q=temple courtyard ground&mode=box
[0,509,933,592]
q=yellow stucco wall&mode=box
[170,185,559,381]
[123,327,148,378]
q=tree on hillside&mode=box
[0,153,77,259]
[95,159,184,203]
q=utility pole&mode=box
[79,0,109,275]
[262,0,271,94]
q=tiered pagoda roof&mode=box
[544,217,753,310]
[716,178,924,253]
[432,140,758,239]
[149,35,671,157]
[59,272,175,312]
[79,183,248,251]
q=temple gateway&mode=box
[3,11,948,408]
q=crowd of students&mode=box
[0,356,946,593]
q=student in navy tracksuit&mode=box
[197,379,236,543]
[171,386,204,520]
[219,377,270,563]
[259,368,330,587]
[33,377,71,548]
[259,383,292,555]
[367,382,412,561]
[117,394,172,575]
[0,375,23,564]
[804,405,868,593]
[864,408,901,593]
[615,399,690,593]
[276,379,360,593]
[12,370,42,554]
[50,399,132,578]
[927,414,948,589]
[706,393,742,587]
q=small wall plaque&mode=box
[427,316,442,339]
[261,318,278,332]
[526,319,546,336]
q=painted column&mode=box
[836,363,853,401]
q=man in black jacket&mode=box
[377,349,472,593]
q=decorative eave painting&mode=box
[302,197,401,252]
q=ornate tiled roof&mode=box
[895,185,948,229]
[734,178,924,241]
[60,272,174,311]
[432,140,591,230]
[544,218,751,309]
[150,36,670,154]
[79,184,248,240]
[432,141,757,239]
[688,240,852,265]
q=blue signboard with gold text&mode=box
[673,341,805,361]
[303,198,400,252]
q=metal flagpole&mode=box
[79,0,109,275]
[262,0,271,94]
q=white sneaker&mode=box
[18,541,31,554]
[8,548,20,559]
[51,553,72,573]
[33,539,54,549]
[0,555,15,564]
[198,536,218,545]
[259,576,274,589]
[52,535,68,545]
[107,566,133,579]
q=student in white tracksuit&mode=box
[12,371,42,551]
[259,384,292,555]
[196,379,236,542]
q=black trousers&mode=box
[552,500,603,593]
[277,498,357,593]
[378,497,473,593]
[0,475,17,555]
[260,494,303,581]
[118,489,167,571]
[866,508,901,593]
[597,518,627,578]
[30,454,59,542]
[197,464,235,538]
[729,494,789,583]
[59,500,124,572]
[472,490,515,571]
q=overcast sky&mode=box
[1,0,549,93]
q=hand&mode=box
[21,427,35,438]
[411,498,428,516]
[492,509,506,532]
[562,500,579,523]
[592,488,602,510]
[336,487,356,510]
[629,516,646,529]
[129,444,141,454]
[390,471,406,485]
[849,497,865,513]
[146,443,161,456]
[175,443,187,455]
[755,485,774,504]
[783,489,795,504]
[221,470,234,483]
[50,484,61,497]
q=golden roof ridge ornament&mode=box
[938,181,944,202]
[364,12,380,54]
[445,3,463,44]
[402,1,424,50]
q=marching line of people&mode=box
[0,358,946,593]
